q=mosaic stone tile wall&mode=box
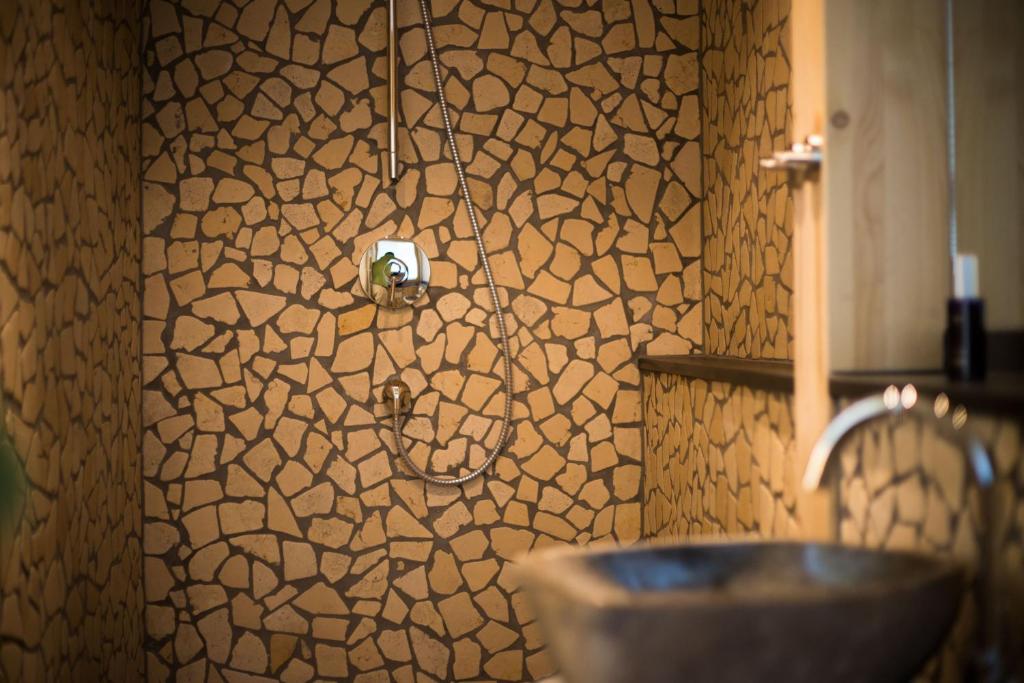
[0,0,144,680]
[640,0,795,540]
[701,0,793,359]
[837,411,1024,680]
[141,0,703,680]
[641,372,798,538]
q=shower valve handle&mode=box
[381,378,412,415]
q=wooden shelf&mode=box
[829,370,1024,418]
[639,355,1024,417]
[638,355,794,394]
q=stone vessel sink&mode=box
[518,541,964,683]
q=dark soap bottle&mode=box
[944,255,987,381]
[944,299,986,381]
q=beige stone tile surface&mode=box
[0,0,144,680]
[141,0,702,680]
[701,0,793,360]
[836,410,1024,679]
[641,373,797,539]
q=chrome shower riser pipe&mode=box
[387,0,398,181]
[388,0,514,486]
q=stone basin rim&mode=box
[515,539,965,610]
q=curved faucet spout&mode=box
[803,384,995,492]
[802,390,898,491]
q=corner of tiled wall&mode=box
[642,0,796,541]
[701,0,793,360]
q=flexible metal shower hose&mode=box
[389,0,514,486]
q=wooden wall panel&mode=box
[790,0,832,539]
[825,0,951,371]
[954,0,1024,331]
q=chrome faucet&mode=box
[803,385,1003,680]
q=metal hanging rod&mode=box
[388,0,399,182]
